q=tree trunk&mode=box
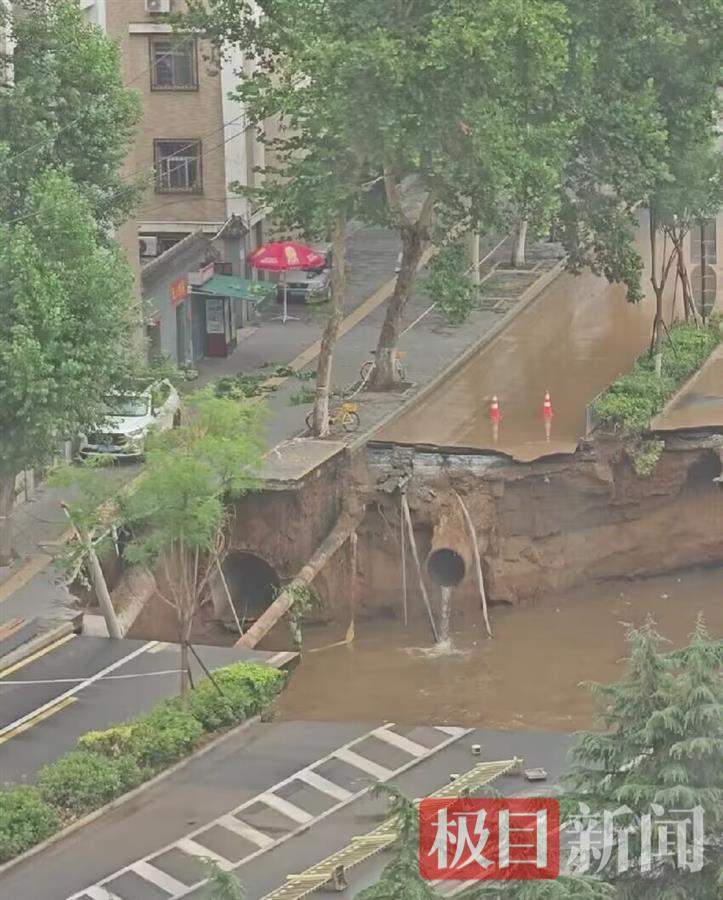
[468,232,481,285]
[312,211,347,436]
[511,219,528,268]
[0,472,16,567]
[180,639,190,698]
[371,225,425,389]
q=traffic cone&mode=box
[489,395,501,422]
[543,391,553,418]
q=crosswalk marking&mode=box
[83,888,122,900]
[371,727,427,758]
[217,814,274,848]
[131,861,188,895]
[334,747,392,780]
[175,838,233,870]
[259,792,313,824]
[296,768,352,801]
[69,723,473,900]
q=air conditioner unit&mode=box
[139,236,159,258]
[145,0,171,14]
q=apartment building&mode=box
[79,0,268,364]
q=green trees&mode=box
[0,0,141,564]
[566,617,722,898]
[0,174,136,564]
[120,391,264,695]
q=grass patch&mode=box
[591,320,721,436]
[0,662,285,863]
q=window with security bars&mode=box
[154,140,202,193]
[150,37,198,90]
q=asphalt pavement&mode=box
[0,719,572,900]
[0,635,292,783]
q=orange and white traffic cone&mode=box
[489,395,501,443]
[543,391,553,442]
[542,391,553,418]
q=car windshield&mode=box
[102,395,149,417]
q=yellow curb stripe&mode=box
[0,696,77,746]
[0,633,76,680]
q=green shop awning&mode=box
[193,274,264,302]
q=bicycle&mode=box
[306,401,360,434]
[359,350,406,384]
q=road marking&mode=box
[84,887,123,900]
[0,696,77,745]
[0,632,76,679]
[217,815,274,849]
[435,726,469,737]
[296,769,352,801]
[148,641,169,654]
[334,747,392,780]
[371,726,427,757]
[0,551,54,604]
[175,838,233,870]
[0,641,157,741]
[259,792,313,824]
[131,861,188,895]
[70,724,472,900]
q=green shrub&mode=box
[0,787,59,863]
[37,750,142,817]
[129,701,204,770]
[77,724,136,759]
[423,242,476,325]
[592,321,721,435]
[188,662,286,732]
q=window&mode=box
[150,37,197,90]
[154,140,202,193]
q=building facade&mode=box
[79,0,269,363]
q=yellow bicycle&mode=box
[306,401,360,433]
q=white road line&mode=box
[84,887,122,900]
[259,792,314,824]
[132,860,188,895]
[70,723,473,900]
[0,642,158,740]
[334,747,392,780]
[216,814,274,849]
[296,768,352,801]
[371,727,427,757]
[175,838,233,870]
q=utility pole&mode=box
[61,503,122,639]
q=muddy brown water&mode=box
[275,567,723,731]
[378,214,670,461]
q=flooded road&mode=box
[276,567,723,731]
[653,345,723,431]
[378,218,663,461]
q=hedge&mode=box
[591,319,721,436]
[0,661,285,863]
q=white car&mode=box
[80,380,180,459]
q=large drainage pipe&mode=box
[426,513,470,587]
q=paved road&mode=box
[0,719,572,900]
[377,215,665,461]
[652,343,723,432]
[0,635,291,783]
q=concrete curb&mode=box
[650,342,723,432]
[0,615,82,676]
[0,715,260,878]
[355,257,567,452]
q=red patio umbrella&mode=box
[249,241,327,323]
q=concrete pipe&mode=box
[426,512,471,588]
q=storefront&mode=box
[191,273,261,359]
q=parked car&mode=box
[277,243,332,304]
[80,379,180,459]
